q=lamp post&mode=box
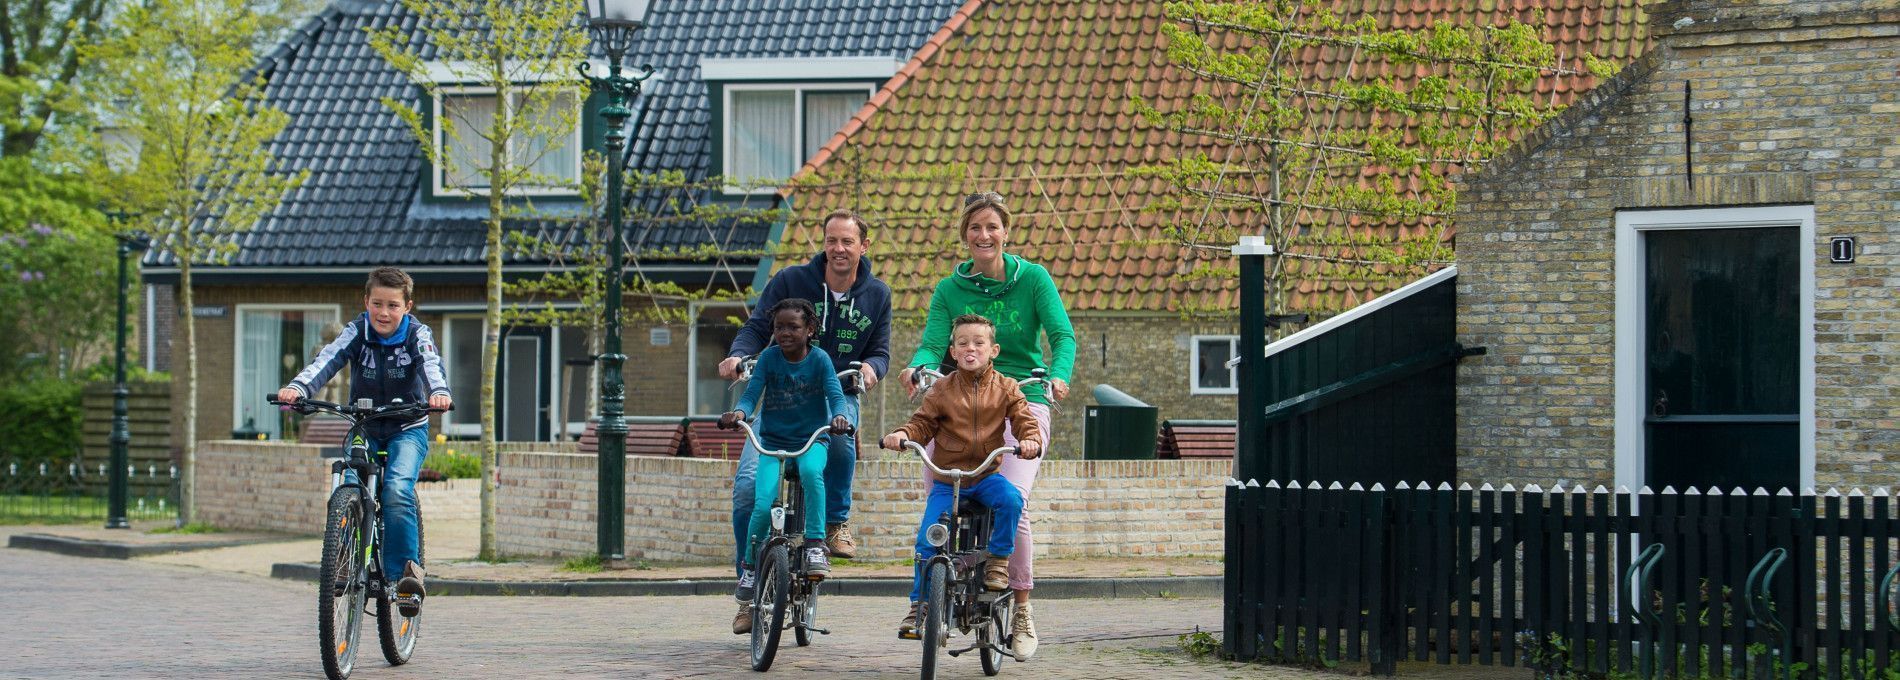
[107,218,151,529]
[580,0,654,564]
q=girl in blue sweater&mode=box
[720,298,851,601]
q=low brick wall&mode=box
[495,452,1229,562]
[197,441,479,533]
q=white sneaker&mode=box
[735,568,757,602]
[1010,601,1038,659]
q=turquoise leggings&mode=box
[741,443,828,568]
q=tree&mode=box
[368,0,590,560]
[0,157,114,379]
[1137,0,1617,320]
[82,0,308,522]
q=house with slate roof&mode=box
[775,0,1651,445]
[140,0,968,445]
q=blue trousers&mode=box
[741,443,828,568]
[908,474,1023,601]
[345,426,427,581]
[731,395,859,575]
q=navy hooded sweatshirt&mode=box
[727,253,893,392]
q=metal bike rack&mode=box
[1626,543,1666,679]
[1744,547,1791,680]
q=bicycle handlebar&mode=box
[737,356,864,391]
[267,395,450,421]
[894,439,1013,479]
[730,420,852,459]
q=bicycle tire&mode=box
[318,488,367,680]
[794,580,819,647]
[920,561,949,680]
[377,504,423,665]
[749,543,790,672]
[980,592,1011,675]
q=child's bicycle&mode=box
[891,438,1021,679]
[268,395,446,680]
[725,418,855,671]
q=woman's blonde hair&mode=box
[959,191,1010,233]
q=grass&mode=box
[0,493,178,525]
[150,522,220,534]
[562,554,604,573]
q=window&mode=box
[1191,335,1240,395]
[441,316,485,437]
[434,88,582,196]
[689,303,746,415]
[234,306,341,439]
[723,85,870,193]
[556,326,593,439]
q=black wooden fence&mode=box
[1224,481,1900,678]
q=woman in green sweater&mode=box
[896,190,1075,659]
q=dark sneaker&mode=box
[983,557,1009,592]
[732,602,753,635]
[825,522,858,559]
[897,602,921,640]
[803,542,831,580]
[735,568,757,602]
[394,561,425,617]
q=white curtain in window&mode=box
[518,90,580,189]
[442,94,498,189]
[446,318,484,433]
[803,91,866,161]
[238,309,338,438]
[730,90,795,184]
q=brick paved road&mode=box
[0,547,1514,679]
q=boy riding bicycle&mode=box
[721,298,852,608]
[276,266,451,616]
[880,313,1042,639]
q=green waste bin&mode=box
[1083,384,1158,460]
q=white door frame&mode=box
[1612,205,1816,494]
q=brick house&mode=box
[1453,0,1899,491]
[775,0,1650,446]
[140,0,968,445]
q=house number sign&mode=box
[1829,236,1856,264]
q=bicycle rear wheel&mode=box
[377,505,422,665]
[749,543,790,671]
[980,592,1012,675]
[318,488,367,680]
[920,561,949,680]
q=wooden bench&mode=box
[299,417,353,448]
[687,417,748,460]
[1155,419,1237,459]
[577,417,693,457]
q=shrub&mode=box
[423,446,481,479]
[0,379,81,463]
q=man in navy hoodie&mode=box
[719,209,892,633]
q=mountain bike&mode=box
[269,395,446,680]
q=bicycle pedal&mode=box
[394,593,422,616]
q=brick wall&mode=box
[1454,1,1899,488]
[496,451,1230,560]
[197,441,479,533]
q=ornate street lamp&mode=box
[107,216,151,529]
[580,0,654,564]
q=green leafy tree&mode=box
[0,157,115,379]
[0,0,111,157]
[1137,0,1618,320]
[368,0,590,560]
[81,0,308,522]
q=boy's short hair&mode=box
[366,266,414,302]
[951,313,994,337]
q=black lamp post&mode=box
[107,218,151,529]
[580,0,654,564]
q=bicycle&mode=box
[725,418,854,671]
[269,395,446,680]
[891,438,1021,679]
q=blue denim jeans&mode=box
[732,394,859,575]
[346,426,428,581]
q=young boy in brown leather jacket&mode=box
[880,313,1042,639]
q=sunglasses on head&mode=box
[962,191,1004,207]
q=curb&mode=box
[8,533,286,560]
[269,562,1220,599]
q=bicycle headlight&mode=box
[925,522,949,548]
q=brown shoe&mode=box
[394,561,425,617]
[732,602,753,635]
[983,557,1009,592]
[825,522,858,559]
[897,602,921,640]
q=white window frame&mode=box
[438,313,486,437]
[686,301,747,416]
[1612,205,1816,495]
[431,85,584,198]
[232,303,343,438]
[1190,335,1240,395]
[720,83,875,195]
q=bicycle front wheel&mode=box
[318,488,367,680]
[920,561,949,680]
[377,504,422,665]
[749,543,790,672]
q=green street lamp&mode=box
[107,218,151,529]
[580,0,654,565]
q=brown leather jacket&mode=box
[897,366,1042,485]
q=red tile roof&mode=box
[783,0,1650,314]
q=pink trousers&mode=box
[924,401,1049,591]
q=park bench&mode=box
[1154,419,1237,459]
[577,416,694,457]
[687,416,747,460]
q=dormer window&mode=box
[703,57,899,195]
[433,87,583,197]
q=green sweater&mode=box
[908,253,1075,405]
